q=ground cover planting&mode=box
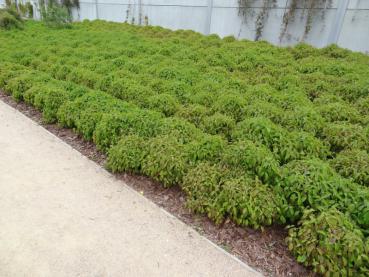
[0,20,368,275]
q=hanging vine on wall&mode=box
[238,0,333,42]
[5,0,34,18]
[38,0,80,28]
[283,0,333,42]
[60,0,80,15]
[125,0,146,26]
[238,0,277,41]
[39,0,80,16]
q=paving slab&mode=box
[0,100,261,277]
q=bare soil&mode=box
[0,92,314,277]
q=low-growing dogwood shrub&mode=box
[216,176,280,228]
[37,87,71,123]
[57,92,135,139]
[158,117,202,144]
[232,117,299,163]
[331,149,369,187]
[106,135,148,173]
[142,135,190,187]
[147,93,179,116]
[321,122,368,152]
[93,110,163,151]
[277,159,369,227]
[182,162,225,217]
[222,140,280,185]
[317,102,361,123]
[200,113,235,138]
[213,93,247,122]
[186,134,226,163]
[183,163,280,228]
[175,104,210,126]
[287,209,369,276]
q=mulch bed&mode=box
[0,92,314,277]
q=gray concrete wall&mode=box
[338,0,369,53]
[210,0,341,47]
[3,0,369,54]
[71,0,368,53]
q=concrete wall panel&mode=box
[5,0,369,53]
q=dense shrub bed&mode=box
[1,21,368,275]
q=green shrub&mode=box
[165,81,192,103]
[57,92,134,139]
[216,176,280,228]
[183,163,279,228]
[147,93,179,116]
[278,159,337,221]
[52,64,72,80]
[157,67,179,80]
[186,134,226,163]
[313,93,346,105]
[0,63,25,86]
[108,78,140,100]
[0,8,23,30]
[317,102,361,123]
[331,149,369,187]
[182,162,224,216]
[200,113,235,138]
[158,117,201,143]
[23,85,43,105]
[61,81,89,99]
[333,78,369,102]
[121,83,154,107]
[74,109,102,140]
[222,140,280,185]
[321,122,368,152]
[356,96,369,115]
[232,117,298,163]
[190,90,218,107]
[106,135,148,173]
[244,100,284,125]
[350,187,369,231]
[281,106,325,135]
[290,131,330,160]
[175,104,210,126]
[5,72,34,101]
[299,72,332,100]
[277,159,368,224]
[66,68,101,89]
[7,71,51,100]
[38,87,71,123]
[93,110,163,151]
[95,74,115,92]
[213,93,247,122]
[287,209,368,276]
[270,90,310,110]
[142,135,189,187]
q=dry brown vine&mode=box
[238,0,333,43]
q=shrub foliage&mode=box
[1,20,369,274]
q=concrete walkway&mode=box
[0,100,260,277]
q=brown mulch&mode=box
[0,92,314,277]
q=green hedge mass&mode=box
[1,20,369,275]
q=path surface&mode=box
[0,100,260,277]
